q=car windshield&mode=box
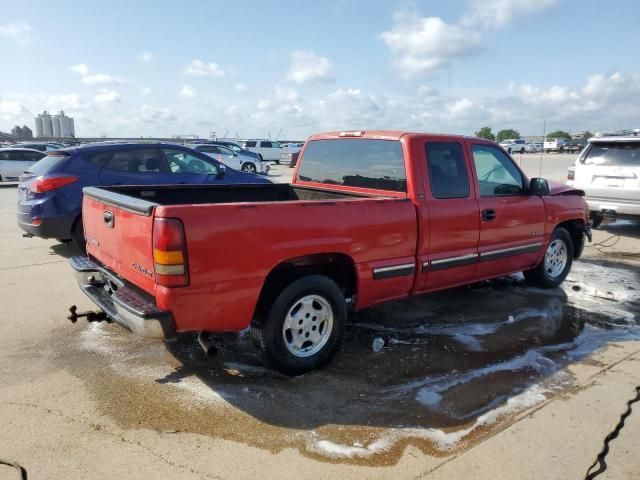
[583,142,640,166]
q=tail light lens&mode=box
[30,176,79,193]
[567,167,575,181]
[153,218,189,287]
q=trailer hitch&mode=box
[67,305,110,324]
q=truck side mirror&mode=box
[530,178,550,196]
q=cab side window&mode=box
[425,142,470,199]
[471,144,524,196]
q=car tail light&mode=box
[30,176,79,193]
[31,218,42,226]
[153,218,189,287]
[567,167,575,181]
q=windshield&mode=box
[583,142,640,166]
[297,139,407,192]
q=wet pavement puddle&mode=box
[53,258,640,464]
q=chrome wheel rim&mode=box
[243,164,256,173]
[282,294,333,358]
[544,239,568,278]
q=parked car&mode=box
[561,138,587,153]
[0,148,46,181]
[188,140,262,161]
[543,138,567,153]
[17,142,270,250]
[499,139,526,154]
[13,142,62,152]
[281,150,301,168]
[190,143,269,175]
[568,135,640,228]
[239,139,284,163]
[69,130,590,375]
[525,143,542,153]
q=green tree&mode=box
[496,129,520,142]
[546,130,571,140]
[475,127,495,140]
[582,130,594,139]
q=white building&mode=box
[35,110,75,138]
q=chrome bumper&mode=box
[69,256,176,340]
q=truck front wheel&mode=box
[251,275,346,375]
[524,227,573,288]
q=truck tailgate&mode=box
[83,192,157,295]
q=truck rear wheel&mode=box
[524,227,573,288]
[250,275,346,375]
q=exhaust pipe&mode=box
[197,332,218,357]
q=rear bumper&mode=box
[17,214,74,239]
[69,256,176,340]
[585,196,640,217]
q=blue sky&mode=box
[0,0,638,138]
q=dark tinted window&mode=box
[583,142,640,166]
[425,142,470,199]
[88,148,166,173]
[297,139,407,192]
[245,141,257,148]
[260,141,273,148]
[25,151,46,161]
[472,144,524,196]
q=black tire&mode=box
[520,147,525,154]
[524,227,573,288]
[241,163,257,174]
[250,275,346,376]
[72,218,86,253]
[590,212,604,229]
[275,160,280,165]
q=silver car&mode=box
[190,144,269,175]
[568,135,640,227]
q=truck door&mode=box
[467,142,545,280]
[416,140,480,292]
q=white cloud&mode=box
[141,87,152,96]
[274,86,299,102]
[285,50,334,84]
[380,13,482,78]
[68,64,123,84]
[462,0,558,29]
[381,1,557,78]
[69,64,89,76]
[94,89,121,104]
[46,94,88,110]
[184,59,225,77]
[234,83,248,92]
[0,99,30,121]
[178,85,196,98]
[137,51,154,63]
[0,21,32,45]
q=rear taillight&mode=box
[152,218,189,287]
[30,176,79,193]
[567,167,575,181]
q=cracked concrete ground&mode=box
[1,178,640,479]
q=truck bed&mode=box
[84,183,374,214]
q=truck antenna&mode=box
[539,119,546,177]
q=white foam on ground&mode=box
[308,385,547,458]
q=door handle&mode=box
[482,209,497,221]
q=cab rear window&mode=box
[583,142,640,166]
[297,139,407,192]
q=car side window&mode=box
[92,148,166,173]
[425,142,470,199]
[260,141,271,148]
[471,144,524,196]
[25,151,45,161]
[245,141,257,148]
[162,149,219,175]
[0,152,10,160]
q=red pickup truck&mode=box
[70,131,591,375]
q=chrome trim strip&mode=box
[373,263,416,274]
[430,253,478,266]
[480,242,543,258]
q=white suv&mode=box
[499,138,526,154]
[240,139,284,163]
[568,135,640,227]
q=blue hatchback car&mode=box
[17,142,270,249]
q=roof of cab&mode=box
[306,130,470,142]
